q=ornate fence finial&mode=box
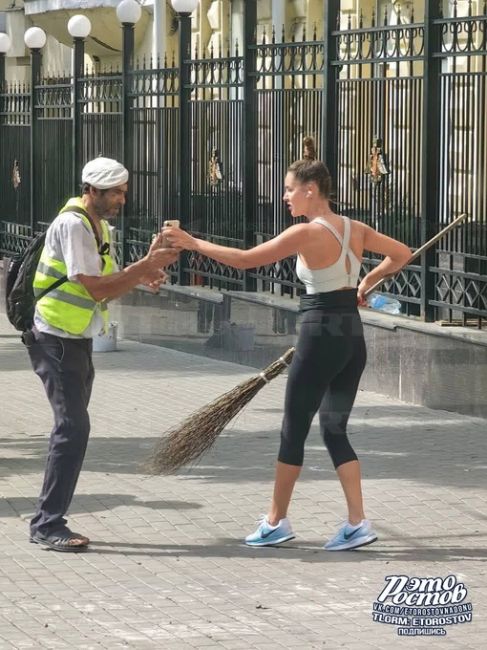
[12,159,21,190]
[366,137,390,184]
[209,148,223,186]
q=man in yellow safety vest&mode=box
[26,157,177,552]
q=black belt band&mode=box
[300,289,358,312]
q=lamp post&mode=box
[421,0,442,321]
[243,0,257,291]
[24,26,47,235]
[116,0,142,267]
[68,15,92,194]
[171,0,198,286]
[0,32,11,89]
[322,0,340,187]
[0,33,10,204]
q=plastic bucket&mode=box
[93,322,118,352]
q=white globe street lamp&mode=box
[116,0,142,24]
[67,15,92,39]
[0,33,11,53]
[24,27,47,50]
[171,0,199,15]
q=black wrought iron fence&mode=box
[130,60,179,235]
[0,82,30,235]
[248,28,324,297]
[0,1,486,327]
[80,71,124,174]
[36,77,73,227]
[333,12,425,317]
[433,8,487,324]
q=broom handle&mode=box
[362,212,468,298]
[278,213,468,363]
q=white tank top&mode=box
[296,216,362,294]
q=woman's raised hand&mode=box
[162,224,197,251]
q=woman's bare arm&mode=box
[358,224,411,300]
[165,223,309,270]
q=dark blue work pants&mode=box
[27,330,94,536]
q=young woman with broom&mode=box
[162,138,411,550]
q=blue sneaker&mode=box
[245,516,295,547]
[324,519,378,551]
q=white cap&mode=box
[82,157,129,189]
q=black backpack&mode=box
[5,232,68,332]
[5,204,96,333]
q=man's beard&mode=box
[94,202,118,219]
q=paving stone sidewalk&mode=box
[0,312,486,650]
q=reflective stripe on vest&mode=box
[33,199,115,335]
[35,261,65,280]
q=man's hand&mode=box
[136,247,178,285]
[144,247,179,274]
[77,244,177,303]
[149,232,164,253]
[141,270,169,293]
[137,243,176,292]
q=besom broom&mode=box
[146,213,467,474]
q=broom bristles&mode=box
[145,347,295,474]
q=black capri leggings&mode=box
[278,289,367,469]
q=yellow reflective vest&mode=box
[33,197,116,336]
